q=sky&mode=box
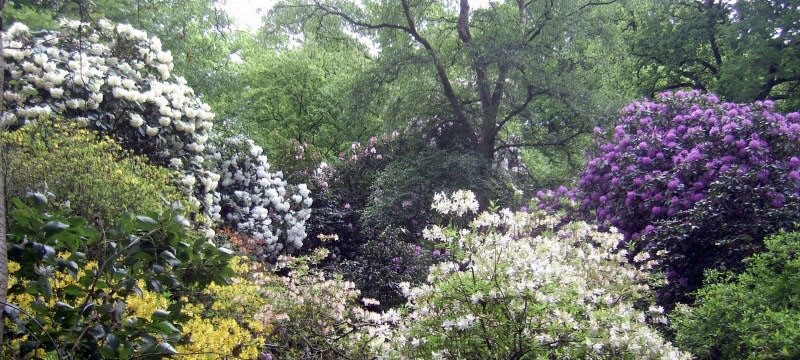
[222,0,277,32]
[221,0,493,32]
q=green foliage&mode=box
[628,0,800,109]
[3,121,186,227]
[2,194,236,358]
[672,230,800,359]
[211,36,377,171]
[269,0,630,167]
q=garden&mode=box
[0,0,799,358]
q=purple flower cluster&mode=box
[580,91,800,240]
[577,90,800,307]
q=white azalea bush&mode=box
[208,136,312,258]
[383,190,689,359]
[2,21,312,258]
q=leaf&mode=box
[152,309,171,320]
[152,264,166,274]
[152,321,180,335]
[136,215,158,226]
[64,284,86,297]
[106,333,120,351]
[157,342,178,355]
[81,303,95,317]
[43,220,69,234]
[27,192,49,207]
[89,324,106,340]
[149,279,163,293]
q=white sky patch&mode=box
[221,0,276,32]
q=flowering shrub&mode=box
[672,230,800,359]
[1,19,216,228]
[384,191,688,359]
[2,194,243,358]
[1,20,214,164]
[206,136,313,259]
[3,120,186,226]
[578,91,800,306]
[231,249,389,359]
[307,133,502,307]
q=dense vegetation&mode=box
[0,0,799,358]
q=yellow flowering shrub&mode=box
[3,120,187,226]
[6,256,266,359]
[126,280,172,319]
[6,254,99,313]
[175,257,268,359]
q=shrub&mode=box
[1,20,213,165]
[206,136,313,259]
[1,19,216,230]
[384,191,688,359]
[2,194,254,358]
[672,231,800,359]
[231,249,386,359]
[306,132,507,307]
[3,120,185,226]
[577,90,800,307]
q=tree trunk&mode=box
[0,0,9,346]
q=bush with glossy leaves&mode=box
[2,194,249,358]
[206,136,313,259]
[1,20,213,165]
[2,20,313,259]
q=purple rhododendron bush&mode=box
[576,90,800,307]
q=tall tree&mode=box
[629,0,800,109]
[270,0,630,164]
[209,34,379,170]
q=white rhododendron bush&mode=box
[2,20,311,258]
[378,190,689,359]
[208,136,312,258]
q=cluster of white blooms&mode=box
[208,136,312,258]
[431,189,479,216]
[381,191,688,359]
[1,20,213,165]
[3,21,315,259]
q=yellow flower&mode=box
[126,280,171,318]
[177,316,264,359]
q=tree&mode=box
[210,34,378,170]
[0,0,8,346]
[269,0,631,165]
[629,0,800,109]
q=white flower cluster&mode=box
[1,20,213,164]
[431,190,479,216]
[208,136,312,258]
[382,191,688,359]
